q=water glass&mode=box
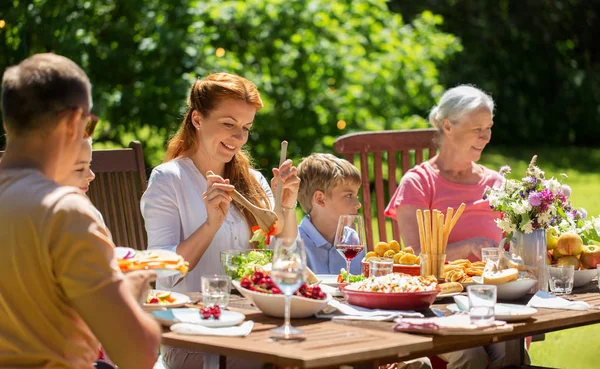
[370,258,393,277]
[467,285,497,325]
[481,247,501,263]
[597,265,600,291]
[548,265,574,295]
[201,275,231,308]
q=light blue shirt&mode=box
[298,215,364,275]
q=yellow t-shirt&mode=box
[0,169,122,368]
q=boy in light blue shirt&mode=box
[297,153,365,275]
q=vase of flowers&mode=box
[484,156,574,292]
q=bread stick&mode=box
[438,212,444,255]
[443,207,453,254]
[449,203,466,232]
[416,209,426,255]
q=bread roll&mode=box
[482,268,519,285]
[438,282,463,294]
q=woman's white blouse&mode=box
[140,157,273,292]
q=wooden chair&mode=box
[334,128,437,251]
[0,142,148,250]
[89,141,148,250]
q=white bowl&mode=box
[232,280,331,318]
[473,276,537,301]
[573,269,597,288]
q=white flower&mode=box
[544,179,561,194]
[513,200,532,215]
[537,211,552,225]
[593,217,600,234]
[495,218,516,234]
[521,221,534,234]
[504,180,521,193]
[488,194,501,207]
[546,205,557,216]
[579,220,593,233]
[531,166,545,178]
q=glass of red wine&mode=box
[333,215,366,283]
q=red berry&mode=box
[271,287,281,294]
[253,270,264,280]
[240,277,251,289]
[318,291,326,299]
[149,297,159,304]
[259,277,269,285]
[201,307,211,319]
[311,285,321,294]
[212,309,221,319]
[298,283,307,293]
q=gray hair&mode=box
[429,85,494,133]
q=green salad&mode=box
[224,250,272,280]
[338,268,366,283]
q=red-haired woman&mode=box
[141,73,300,369]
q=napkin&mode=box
[170,321,254,336]
[527,290,590,311]
[393,315,513,335]
[315,299,423,321]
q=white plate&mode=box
[447,303,537,322]
[151,308,245,328]
[435,292,462,300]
[473,276,537,301]
[115,246,136,259]
[316,274,340,287]
[573,269,597,288]
[144,290,191,309]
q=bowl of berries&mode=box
[232,270,331,318]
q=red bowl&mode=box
[341,287,439,310]
[362,260,421,277]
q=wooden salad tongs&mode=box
[206,170,278,233]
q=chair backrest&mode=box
[88,141,148,250]
[333,129,437,251]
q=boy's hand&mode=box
[271,159,300,209]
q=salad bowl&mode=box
[232,280,331,318]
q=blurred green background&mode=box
[2,1,599,368]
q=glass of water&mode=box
[201,275,231,308]
[467,285,497,325]
[370,257,393,277]
[270,237,306,339]
[481,247,501,263]
[549,265,575,295]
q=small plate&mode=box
[316,274,340,287]
[447,303,537,322]
[151,308,245,328]
[144,290,191,309]
[435,292,462,300]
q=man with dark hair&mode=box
[0,53,161,369]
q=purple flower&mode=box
[541,188,555,203]
[580,207,588,219]
[528,191,543,207]
[524,176,537,185]
[499,166,511,175]
[561,184,572,198]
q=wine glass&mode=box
[269,237,307,339]
[334,215,366,283]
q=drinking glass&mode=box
[481,247,501,263]
[549,265,575,295]
[334,215,366,283]
[419,253,446,279]
[370,258,393,277]
[201,275,231,308]
[597,265,600,291]
[467,285,497,325]
[270,238,306,339]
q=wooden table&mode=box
[161,284,600,369]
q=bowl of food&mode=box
[473,273,537,301]
[341,273,439,310]
[220,249,272,280]
[231,270,331,318]
[573,268,597,288]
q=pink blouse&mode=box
[384,161,504,244]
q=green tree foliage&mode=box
[1,0,460,168]
[389,0,600,148]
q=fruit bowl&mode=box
[473,276,537,301]
[361,260,420,277]
[573,269,597,288]
[232,280,331,318]
[220,249,272,280]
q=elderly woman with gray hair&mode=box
[385,85,523,369]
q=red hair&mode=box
[164,73,269,228]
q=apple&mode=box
[546,251,552,265]
[546,227,559,250]
[580,245,600,269]
[557,255,581,269]
[555,233,583,256]
[552,247,563,261]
